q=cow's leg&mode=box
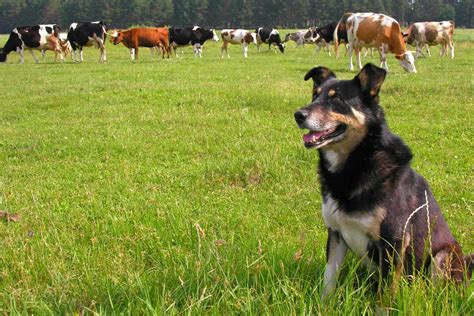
[425,44,431,57]
[315,42,321,53]
[29,49,39,63]
[322,229,348,299]
[18,47,25,64]
[449,40,454,59]
[41,49,46,60]
[326,42,332,57]
[356,48,362,70]
[102,45,107,62]
[80,48,84,62]
[348,44,354,71]
[380,45,388,71]
[57,49,64,63]
[163,40,170,58]
[243,43,249,58]
[97,39,106,62]
[193,44,202,58]
[198,45,203,58]
[130,48,135,61]
[221,42,229,58]
[415,43,422,58]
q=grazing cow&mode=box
[335,12,416,73]
[316,22,348,57]
[284,28,319,47]
[110,28,169,60]
[67,21,107,62]
[168,26,219,57]
[403,21,455,59]
[0,24,63,63]
[256,27,284,53]
[220,29,257,58]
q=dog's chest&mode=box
[322,195,384,257]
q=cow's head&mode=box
[252,32,258,44]
[304,28,319,43]
[109,30,123,45]
[210,29,219,42]
[277,42,285,53]
[399,51,416,73]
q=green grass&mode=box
[0,29,473,314]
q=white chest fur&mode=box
[322,195,386,257]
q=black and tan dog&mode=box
[294,63,473,297]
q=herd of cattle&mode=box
[0,12,456,73]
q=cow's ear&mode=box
[355,63,386,98]
[304,66,336,101]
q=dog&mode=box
[294,63,473,298]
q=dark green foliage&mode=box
[0,0,473,32]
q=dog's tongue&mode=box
[303,131,326,143]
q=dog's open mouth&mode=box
[303,124,347,148]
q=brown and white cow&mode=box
[0,24,63,63]
[403,21,454,59]
[220,29,257,58]
[335,12,416,73]
[110,28,169,60]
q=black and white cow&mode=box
[256,27,284,53]
[67,21,107,62]
[168,26,219,57]
[316,21,348,57]
[0,24,63,63]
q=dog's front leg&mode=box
[322,228,348,299]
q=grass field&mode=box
[0,29,473,314]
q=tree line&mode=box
[0,0,472,33]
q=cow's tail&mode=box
[334,12,352,59]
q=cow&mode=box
[168,26,219,58]
[283,28,319,47]
[67,21,107,63]
[256,27,284,53]
[335,12,416,73]
[403,21,455,59]
[0,24,63,63]
[110,28,169,60]
[220,29,257,58]
[315,22,348,57]
[42,32,71,60]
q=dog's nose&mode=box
[294,110,309,125]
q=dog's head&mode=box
[294,63,386,150]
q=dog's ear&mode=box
[304,66,336,101]
[355,63,386,98]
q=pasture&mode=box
[0,29,473,314]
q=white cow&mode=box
[220,29,257,58]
